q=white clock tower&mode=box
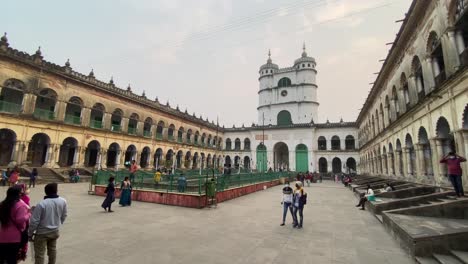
[257,44,319,126]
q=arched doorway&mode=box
[244,156,251,169]
[84,140,100,167]
[295,144,308,172]
[166,149,174,168]
[346,157,357,173]
[274,142,289,171]
[405,134,416,176]
[193,152,199,169]
[154,148,163,168]
[277,110,292,125]
[206,154,212,168]
[124,145,137,166]
[318,157,327,173]
[106,143,120,167]
[256,144,267,172]
[201,153,206,169]
[225,155,231,167]
[176,150,183,168]
[185,151,192,169]
[58,137,78,167]
[332,157,342,173]
[140,147,151,168]
[418,127,434,177]
[28,133,50,166]
[0,129,16,165]
[234,155,240,169]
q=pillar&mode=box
[81,108,91,127]
[137,121,144,136]
[121,117,129,133]
[103,113,111,130]
[455,30,466,55]
[423,56,436,92]
[72,147,81,168]
[115,150,121,170]
[407,76,418,107]
[446,30,461,72]
[53,144,61,168]
[23,93,37,115]
[395,151,402,177]
[435,139,445,180]
[401,148,409,178]
[415,144,426,180]
[387,153,394,176]
[98,150,106,169]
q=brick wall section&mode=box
[94,179,280,208]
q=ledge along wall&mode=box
[94,179,280,208]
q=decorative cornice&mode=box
[0,43,222,131]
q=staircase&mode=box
[29,167,64,183]
[416,251,468,264]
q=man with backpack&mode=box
[292,181,307,229]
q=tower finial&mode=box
[267,49,272,63]
[302,42,307,57]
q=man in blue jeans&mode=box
[440,152,466,197]
[280,181,294,226]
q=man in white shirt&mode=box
[355,184,374,210]
[29,183,67,264]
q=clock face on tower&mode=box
[281,90,287,97]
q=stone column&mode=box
[81,108,91,127]
[455,30,466,55]
[446,30,461,73]
[72,147,81,168]
[120,117,129,133]
[289,150,296,171]
[415,144,426,180]
[401,148,409,178]
[115,150,121,170]
[20,142,30,166]
[98,150,106,169]
[22,94,37,115]
[423,57,436,92]
[394,151,402,177]
[387,153,394,176]
[407,76,418,107]
[137,121,144,136]
[103,113,111,130]
[53,144,61,168]
[435,139,445,181]
[55,101,66,121]
[382,154,388,175]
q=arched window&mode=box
[318,136,326,150]
[34,88,57,120]
[1,79,25,114]
[318,157,328,173]
[345,135,355,150]
[331,136,340,150]
[156,121,164,140]
[177,127,184,143]
[401,72,411,110]
[278,77,291,87]
[244,138,251,150]
[65,97,83,125]
[128,113,139,135]
[277,110,292,126]
[412,56,425,101]
[392,85,400,118]
[234,138,241,150]
[90,103,105,129]
[143,117,152,137]
[186,129,193,143]
[110,109,123,132]
[225,138,232,150]
[427,31,446,86]
[168,124,175,140]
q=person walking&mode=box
[292,181,306,229]
[356,184,374,210]
[0,186,31,264]
[30,168,38,188]
[28,183,67,264]
[280,181,294,226]
[102,176,115,212]
[119,177,132,207]
[129,160,138,183]
[440,152,467,197]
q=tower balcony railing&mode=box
[111,124,121,132]
[128,127,137,135]
[0,100,22,114]
[90,120,103,129]
[64,114,81,125]
[33,108,55,120]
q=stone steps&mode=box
[416,251,468,264]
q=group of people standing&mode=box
[0,183,67,264]
[296,172,321,187]
[280,181,307,228]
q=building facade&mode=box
[357,0,468,187]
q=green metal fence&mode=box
[64,114,81,125]
[33,108,55,120]
[0,100,22,114]
[93,170,295,196]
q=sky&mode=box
[3,0,411,127]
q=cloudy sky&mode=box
[3,0,410,126]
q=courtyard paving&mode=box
[2,181,413,264]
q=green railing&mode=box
[156,133,163,140]
[0,100,21,114]
[111,124,121,132]
[128,127,136,135]
[177,137,183,143]
[33,108,55,120]
[93,170,295,195]
[168,135,175,141]
[143,130,151,137]
[64,114,81,125]
[90,120,103,129]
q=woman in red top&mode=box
[440,151,467,197]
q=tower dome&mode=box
[259,49,278,76]
[294,43,316,69]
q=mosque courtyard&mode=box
[7,181,414,264]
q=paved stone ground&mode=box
[1,181,414,264]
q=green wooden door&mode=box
[256,144,267,172]
[295,144,308,172]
